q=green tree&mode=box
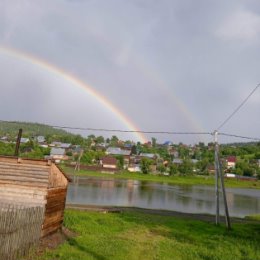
[110,135,119,146]
[157,164,166,174]
[179,159,193,175]
[140,158,152,174]
[95,136,105,144]
[152,137,157,148]
[115,155,124,169]
[169,163,178,175]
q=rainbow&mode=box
[0,45,147,143]
[82,27,205,133]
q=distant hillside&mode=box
[0,121,81,142]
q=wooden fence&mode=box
[0,203,45,260]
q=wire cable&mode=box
[217,83,260,130]
[0,120,211,136]
[219,132,260,142]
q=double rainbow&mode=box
[0,45,147,142]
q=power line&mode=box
[0,120,211,136]
[219,132,260,142]
[217,83,260,130]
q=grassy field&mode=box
[39,209,260,260]
[63,167,260,189]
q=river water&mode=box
[66,177,260,217]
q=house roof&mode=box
[191,159,199,164]
[60,143,71,149]
[140,153,156,159]
[106,147,131,156]
[20,138,30,143]
[172,158,183,164]
[50,147,65,156]
[227,156,236,163]
[163,141,173,146]
[37,136,45,143]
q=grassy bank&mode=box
[40,209,259,260]
[63,167,260,189]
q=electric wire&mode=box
[0,120,211,136]
[1,122,260,141]
[217,83,260,130]
[219,132,260,142]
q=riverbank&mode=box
[65,203,259,223]
[39,209,260,260]
[63,166,260,189]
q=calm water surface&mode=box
[67,177,260,217]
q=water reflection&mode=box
[67,177,260,217]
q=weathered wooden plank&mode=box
[0,183,46,191]
[46,200,66,211]
[0,196,47,204]
[43,213,64,227]
[47,192,67,200]
[0,191,46,201]
[46,199,66,208]
[0,186,47,196]
[45,203,66,214]
[42,221,64,232]
[0,180,48,188]
[0,193,45,201]
[47,187,67,195]
[0,158,50,167]
[0,172,49,181]
[46,195,66,203]
[0,163,50,171]
[0,163,49,171]
[0,169,49,178]
[0,175,49,183]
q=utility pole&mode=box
[217,153,231,230]
[74,149,84,172]
[74,149,83,184]
[213,130,231,229]
[14,129,23,157]
[213,130,220,225]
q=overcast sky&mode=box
[0,0,259,144]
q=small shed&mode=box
[0,156,70,237]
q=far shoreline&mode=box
[64,166,260,189]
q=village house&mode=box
[139,153,157,160]
[20,137,30,144]
[0,136,9,143]
[127,155,142,172]
[106,147,132,168]
[49,147,68,163]
[172,158,183,165]
[100,156,118,173]
[101,156,117,169]
[128,164,141,172]
[226,156,237,169]
[36,136,46,144]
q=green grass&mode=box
[63,167,260,189]
[39,210,260,260]
[245,214,260,221]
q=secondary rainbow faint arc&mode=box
[0,45,147,143]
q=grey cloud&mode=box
[0,0,259,143]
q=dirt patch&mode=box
[22,227,76,260]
